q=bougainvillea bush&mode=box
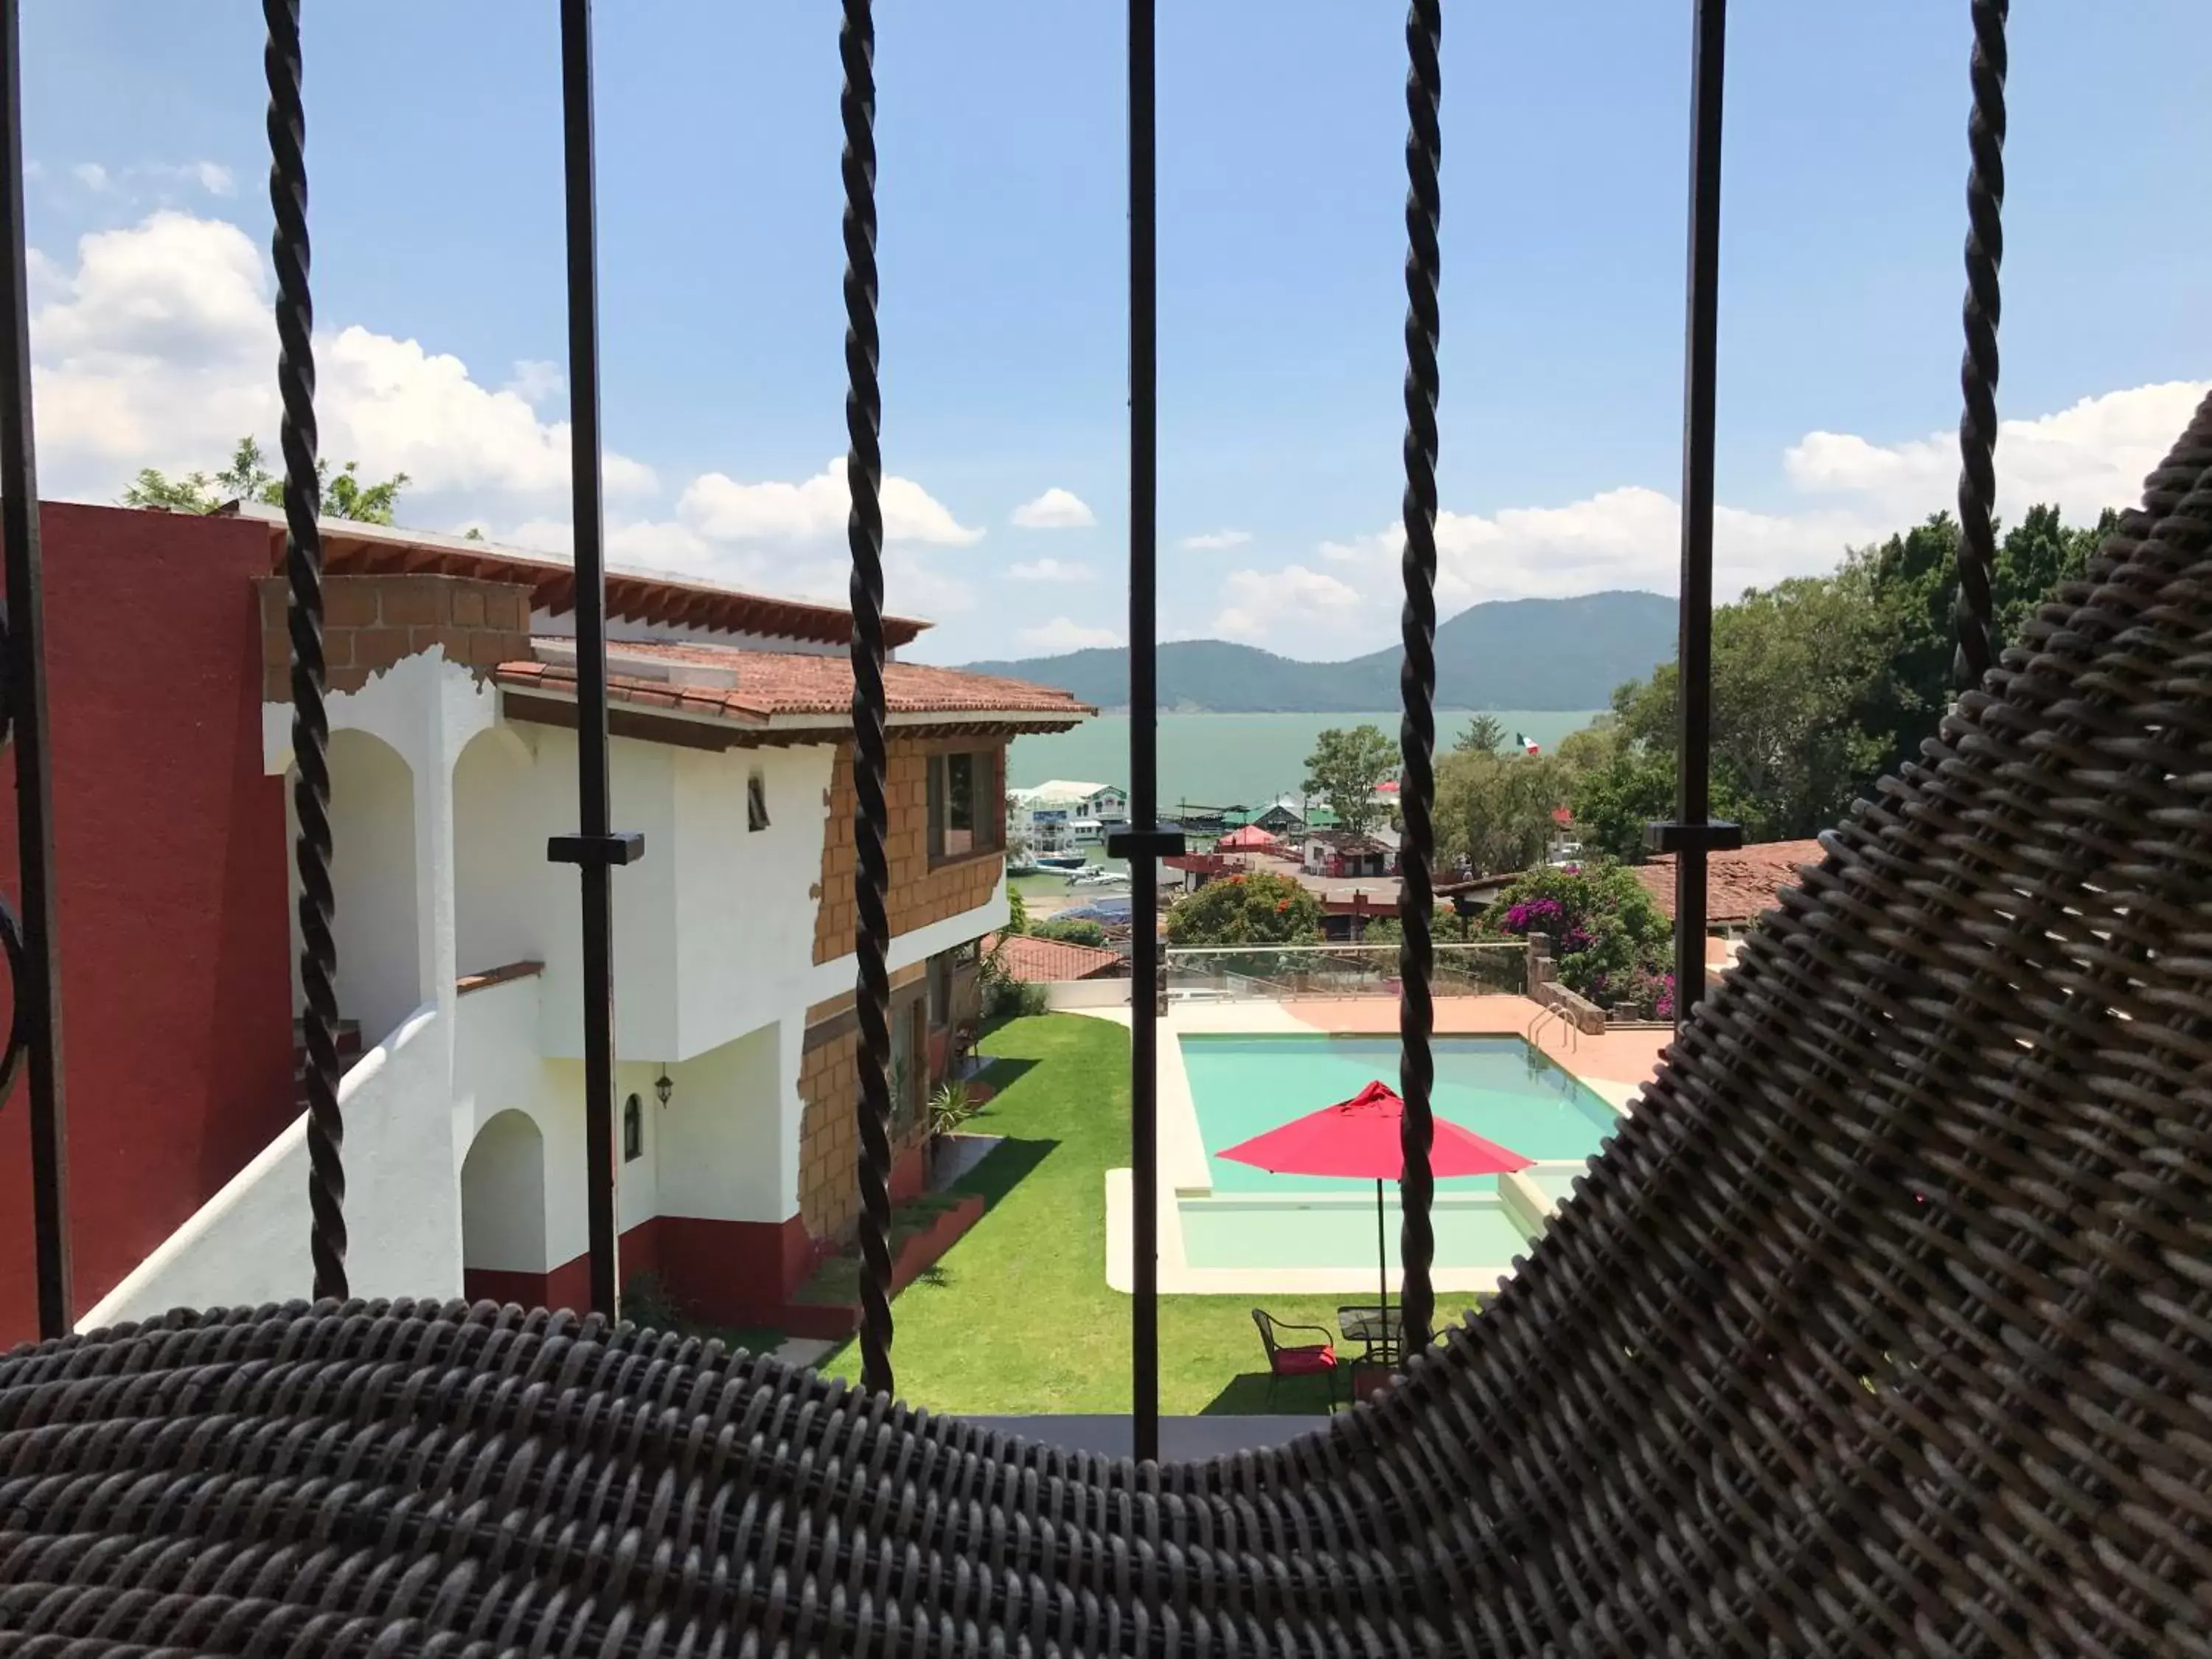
[1480,861,1670,1002]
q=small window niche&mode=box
[746,769,771,832]
[622,1093,644,1162]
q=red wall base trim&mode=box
[470,1213,816,1332]
[776,1192,985,1340]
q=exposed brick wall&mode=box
[796,979,933,1248]
[813,738,1004,963]
[256,574,533,700]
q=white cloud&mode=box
[1011,486,1096,529]
[1211,564,1361,644]
[1181,528,1251,550]
[1782,380,2208,527]
[578,514,976,622]
[504,358,566,406]
[60,160,232,198]
[27,211,655,509]
[679,458,982,547]
[1019,616,1123,652]
[1007,557,1095,583]
[1274,379,2212,658]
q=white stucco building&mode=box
[88,515,1090,1331]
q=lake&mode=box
[1009,710,1601,812]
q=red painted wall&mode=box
[0,504,293,1343]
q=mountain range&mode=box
[959,591,1676,712]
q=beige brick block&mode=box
[325,581,380,628]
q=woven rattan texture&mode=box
[3,398,2210,1654]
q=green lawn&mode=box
[817,1013,1354,1415]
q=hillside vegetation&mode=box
[961,591,1675,712]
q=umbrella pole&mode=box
[1377,1178,1390,1360]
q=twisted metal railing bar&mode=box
[840,0,895,1399]
[1953,0,2007,688]
[1394,0,1443,1357]
[263,0,343,1303]
[0,0,67,1338]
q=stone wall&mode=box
[813,739,1005,963]
[257,574,533,701]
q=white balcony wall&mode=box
[670,745,837,1058]
[83,1001,460,1326]
[522,726,682,1062]
[453,726,542,978]
[656,1020,796,1222]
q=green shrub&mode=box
[930,1079,978,1137]
[1166,870,1326,945]
[986,978,1050,1019]
[1030,917,1107,947]
[621,1270,685,1332]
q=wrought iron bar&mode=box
[1394,0,1442,1358]
[546,0,642,1322]
[1953,0,2006,688]
[1666,0,1733,1029]
[841,0,894,1397]
[264,0,344,1302]
[1124,0,1162,1462]
[0,0,68,1338]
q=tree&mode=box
[215,436,275,502]
[1453,714,1507,754]
[1481,862,1669,1004]
[1166,871,1325,945]
[1004,884,1030,936]
[118,435,411,524]
[1434,748,1570,876]
[1562,505,2114,860]
[121,467,217,512]
[1302,724,1397,837]
[319,459,410,525]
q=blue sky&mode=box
[19,1,2210,664]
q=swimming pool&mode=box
[1173,1034,1618,1273]
[1180,1034,1616,1190]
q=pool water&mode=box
[1180,1034,1615,1194]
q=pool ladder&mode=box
[1526,1001,1580,1053]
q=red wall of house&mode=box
[0,504,293,1343]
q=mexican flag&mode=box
[1514,732,1540,755]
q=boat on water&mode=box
[1036,854,1088,871]
[1068,866,1129,887]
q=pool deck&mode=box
[1099,995,1670,1295]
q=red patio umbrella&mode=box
[1218,1079,1531,1346]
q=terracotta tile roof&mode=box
[1632,838,1827,925]
[984,933,1127,982]
[238,508,930,648]
[498,639,1093,730]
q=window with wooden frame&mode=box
[925,748,1001,863]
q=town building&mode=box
[1301,829,1394,879]
[0,503,1090,1343]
